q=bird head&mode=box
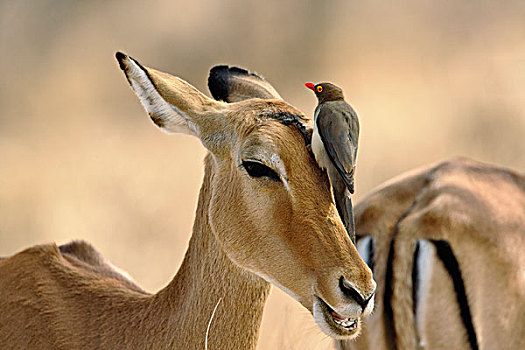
[305,82,344,103]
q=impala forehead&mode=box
[228,99,311,145]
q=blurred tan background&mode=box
[1,1,524,349]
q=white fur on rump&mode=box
[356,236,373,268]
[414,239,434,349]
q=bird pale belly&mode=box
[312,129,332,171]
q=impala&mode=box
[0,53,376,349]
[338,157,525,350]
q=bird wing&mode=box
[208,65,282,102]
[316,103,359,192]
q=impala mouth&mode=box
[313,296,360,339]
[331,312,358,330]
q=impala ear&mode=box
[116,52,226,144]
[208,65,282,102]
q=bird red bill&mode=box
[304,82,315,91]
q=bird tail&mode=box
[334,190,356,243]
[343,193,356,243]
[341,168,355,194]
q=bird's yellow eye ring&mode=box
[317,86,323,93]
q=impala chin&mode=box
[313,296,374,340]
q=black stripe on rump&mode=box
[367,236,375,273]
[412,240,421,316]
[431,240,479,350]
[383,238,397,349]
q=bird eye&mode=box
[242,161,280,182]
[317,86,323,93]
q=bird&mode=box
[305,82,360,243]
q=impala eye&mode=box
[242,161,280,182]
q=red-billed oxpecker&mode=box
[305,82,360,243]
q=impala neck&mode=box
[152,154,270,349]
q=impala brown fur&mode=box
[0,53,375,349]
[339,157,525,350]
[59,240,145,293]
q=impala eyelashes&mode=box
[241,160,281,182]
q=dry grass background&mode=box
[1,1,524,349]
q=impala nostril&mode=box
[339,276,372,310]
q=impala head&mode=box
[116,52,375,339]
